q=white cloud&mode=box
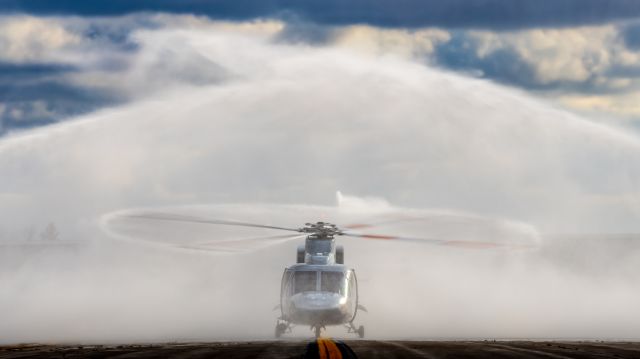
[327,24,634,86]
[0,16,81,63]
[558,92,640,119]
[333,25,450,59]
[312,24,640,121]
[465,26,618,84]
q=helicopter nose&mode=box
[290,292,350,324]
[292,292,345,311]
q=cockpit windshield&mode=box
[293,271,317,293]
[321,271,345,294]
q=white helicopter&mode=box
[121,208,523,338]
[276,221,365,339]
[125,213,369,337]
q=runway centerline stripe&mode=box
[317,338,343,359]
[324,338,343,358]
[317,338,328,359]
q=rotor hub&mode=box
[299,221,343,237]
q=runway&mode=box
[2,340,640,358]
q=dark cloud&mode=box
[0,85,119,133]
[434,33,539,88]
[0,63,121,133]
[276,22,337,44]
[0,14,229,134]
[80,23,140,53]
[622,23,640,50]
[0,63,75,83]
[2,0,640,30]
[430,28,640,97]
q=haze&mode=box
[1,14,640,344]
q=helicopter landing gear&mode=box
[275,319,291,338]
[312,325,325,338]
[346,321,365,338]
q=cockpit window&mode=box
[293,271,317,293]
[321,271,345,294]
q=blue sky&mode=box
[2,1,640,133]
[3,0,640,29]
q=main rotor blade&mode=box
[341,232,523,249]
[341,214,429,230]
[124,213,302,232]
[190,233,305,247]
[179,234,307,253]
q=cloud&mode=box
[335,24,631,91]
[332,24,640,121]
[0,15,133,132]
[0,16,80,63]
[558,92,640,120]
[276,22,640,123]
[3,13,640,134]
[0,62,119,133]
[458,28,615,84]
[331,25,450,58]
[430,26,640,121]
[0,14,237,134]
[3,0,640,30]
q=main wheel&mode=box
[357,325,364,338]
[275,323,287,338]
[314,326,322,338]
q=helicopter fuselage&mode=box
[279,263,359,327]
[274,222,365,338]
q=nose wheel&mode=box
[312,325,325,338]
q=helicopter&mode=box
[120,211,528,339]
[276,221,365,339]
[123,214,372,338]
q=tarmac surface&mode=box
[2,340,640,358]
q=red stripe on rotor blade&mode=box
[359,234,397,240]
[343,223,375,229]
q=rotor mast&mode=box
[298,222,343,265]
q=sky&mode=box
[2,1,640,343]
[2,1,640,132]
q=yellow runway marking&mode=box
[317,338,327,359]
[317,338,343,359]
